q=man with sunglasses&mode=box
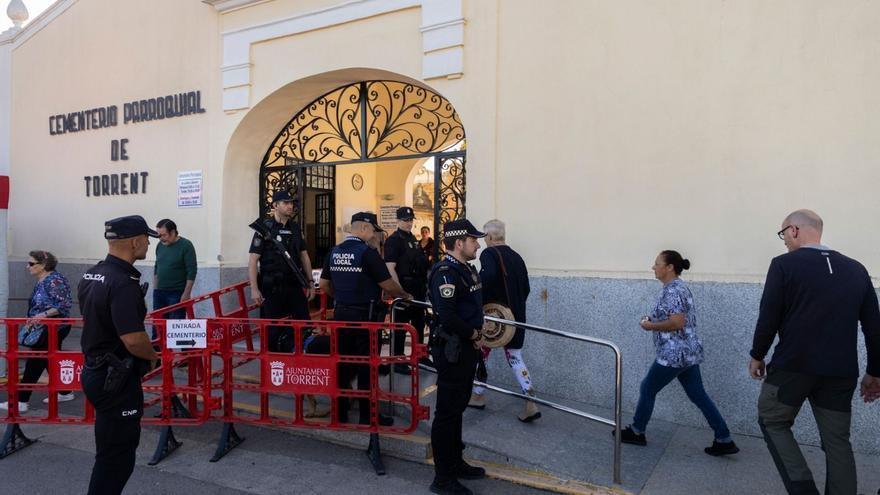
[750,209,880,495]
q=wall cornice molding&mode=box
[202,0,272,13]
[219,0,464,111]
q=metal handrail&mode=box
[389,298,623,485]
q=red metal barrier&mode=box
[211,318,429,434]
[0,319,215,426]
[1,308,429,471]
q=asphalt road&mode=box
[0,420,553,494]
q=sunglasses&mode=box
[27,261,40,267]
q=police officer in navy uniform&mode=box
[248,190,315,352]
[384,206,431,372]
[79,215,160,495]
[428,219,488,495]
[319,212,411,425]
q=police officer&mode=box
[319,212,411,425]
[248,190,315,352]
[428,219,488,495]
[384,206,430,372]
[79,215,160,495]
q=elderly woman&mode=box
[617,250,738,456]
[0,251,74,413]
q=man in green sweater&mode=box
[153,219,197,321]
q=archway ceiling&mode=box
[263,81,464,167]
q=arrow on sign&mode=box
[175,339,196,346]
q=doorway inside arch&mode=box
[259,80,466,269]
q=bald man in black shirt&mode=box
[750,209,880,495]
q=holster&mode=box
[102,353,134,393]
[432,325,461,364]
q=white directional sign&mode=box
[165,319,207,349]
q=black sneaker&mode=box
[378,364,390,376]
[429,478,473,495]
[393,363,411,375]
[704,440,739,456]
[454,461,486,480]
[612,426,647,446]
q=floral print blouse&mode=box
[649,278,704,368]
[28,271,73,318]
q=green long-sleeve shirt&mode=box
[154,237,197,290]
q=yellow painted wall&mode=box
[9,0,220,264]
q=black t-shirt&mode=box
[383,229,413,264]
[384,228,429,282]
[78,254,148,358]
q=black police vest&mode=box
[259,219,301,288]
[392,230,429,282]
[327,238,380,305]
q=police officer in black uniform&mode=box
[428,219,488,495]
[248,190,315,352]
[384,206,430,372]
[79,215,160,495]
[319,212,411,425]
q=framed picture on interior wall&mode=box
[351,173,364,191]
[413,182,433,212]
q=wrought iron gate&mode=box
[259,80,466,259]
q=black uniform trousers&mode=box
[431,341,479,479]
[261,281,310,353]
[334,305,376,424]
[82,365,144,495]
[393,284,426,355]
[19,325,72,402]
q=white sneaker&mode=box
[0,401,29,413]
[43,393,75,404]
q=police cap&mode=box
[104,215,160,240]
[272,190,294,203]
[351,212,384,232]
[442,219,486,239]
[396,206,415,221]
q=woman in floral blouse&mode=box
[0,250,74,413]
[617,250,739,456]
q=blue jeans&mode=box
[632,362,732,442]
[153,288,186,318]
[152,289,185,340]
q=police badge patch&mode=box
[252,237,262,248]
[439,283,455,298]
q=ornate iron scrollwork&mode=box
[436,153,466,226]
[262,81,463,167]
[263,84,362,167]
[366,81,464,159]
[261,168,300,220]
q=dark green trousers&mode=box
[757,368,858,495]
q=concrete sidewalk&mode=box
[3,362,878,494]
[226,364,880,495]
[436,382,880,495]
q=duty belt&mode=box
[334,303,374,313]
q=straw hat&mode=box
[479,303,516,348]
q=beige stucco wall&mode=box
[492,0,880,280]
[9,0,220,264]
[7,0,880,283]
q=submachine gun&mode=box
[248,219,310,289]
